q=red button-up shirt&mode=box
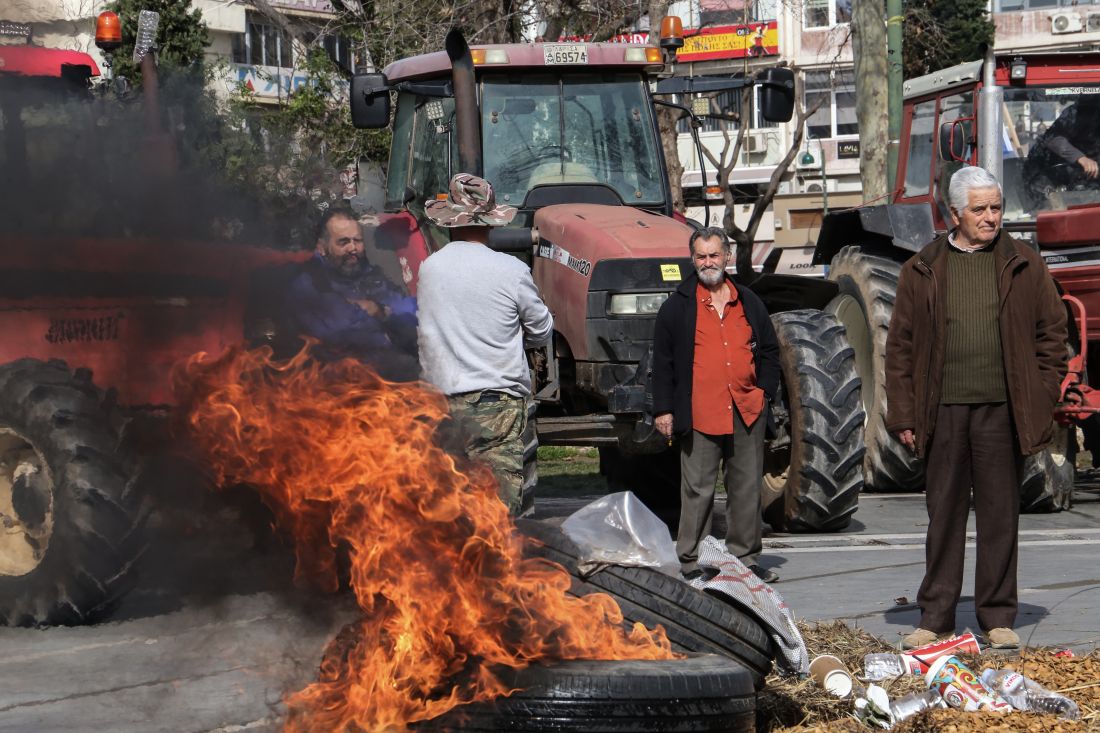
[691,280,764,435]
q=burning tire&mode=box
[421,654,755,732]
[1020,424,1075,513]
[763,309,864,532]
[0,359,144,626]
[827,245,924,491]
[517,520,773,686]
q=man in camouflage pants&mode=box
[417,174,554,513]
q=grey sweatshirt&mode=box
[417,241,554,397]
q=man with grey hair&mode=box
[652,226,781,583]
[885,166,1067,650]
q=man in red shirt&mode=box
[652,227,781,583]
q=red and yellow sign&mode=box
[678,21,778,62]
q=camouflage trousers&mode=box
[445,390,527,514]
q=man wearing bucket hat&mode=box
[417,173,554,514]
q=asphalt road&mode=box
[534,478,1100,653]
[2,474,1098,732]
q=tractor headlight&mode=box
[608,292,669,315]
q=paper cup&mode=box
[925,655,1011,713]
[810,655,854,698]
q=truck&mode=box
[810,50,1100,510]
[348,27,866,533]
[0,32,309,626]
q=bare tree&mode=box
[698,69,826,280]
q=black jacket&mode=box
[652,272,781,435]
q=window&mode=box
[902,100,936,197]
[701,0,779,25]
[804,0,851,27]
[804,69,856,139]
[322,34,355,73]
[232,13,293,68]
[994,0,1058,10]
[408,95,456,205]
[386,92,416,209]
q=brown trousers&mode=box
[919,402,1020,633]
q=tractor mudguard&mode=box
[812,202,937,266]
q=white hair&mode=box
[948,166,1002,213]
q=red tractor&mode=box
[812,50,1100,509]
[0,42,307,625]
[349,30,866,533]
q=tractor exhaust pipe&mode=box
[445,29,482,176]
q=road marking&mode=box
[765,538,1100,553]
[764,528,1100,550]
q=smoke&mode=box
[0,67,346,248]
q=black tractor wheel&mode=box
[1020,424,1075,513]
[518,399,538,517]
[826,245,923,491]
[598,446,681,528]
[420,654,756,732]
[517,520,773,687]
[0,359,144,626]
[763,310,864,532]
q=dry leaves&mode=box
[759,621,1100,733]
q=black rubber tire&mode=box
[0,359,144,626]
[516,520,773,687]
[765,310,864,532]
[1020,424,1075,513]
[597,447,681,528]
[420,654,756,732]
[519,399,538,517]
[826,245,924,491]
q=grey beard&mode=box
[697,267,724,286]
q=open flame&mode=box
[175,346,674,732]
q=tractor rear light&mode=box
[472,49,509,64]
[95,11,122,52]
[608,292,669,315]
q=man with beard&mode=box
[652,227,781,583]
[287,207,419,380]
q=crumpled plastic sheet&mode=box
[561,491,680,577]
[561,492,809,676]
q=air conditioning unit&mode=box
[1051,11,1083,34]
[1088,11,1100,32]
[804,181,824,194]
[743,132,768,154]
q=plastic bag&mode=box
[560,491,680,577]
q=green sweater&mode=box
[942,246,1008,404]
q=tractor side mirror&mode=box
[351,72,391,129]
[757,68,795,123]
[939,118,972,162]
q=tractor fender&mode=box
[747,273,841,314]
[812,202,937,266]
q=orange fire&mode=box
[175,346,674,732]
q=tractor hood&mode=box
[531,204,694,361]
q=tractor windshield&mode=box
[1002,86,1100,223]
[480,73,665,207]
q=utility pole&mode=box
[851,0,888,202]
[886,0,903,192]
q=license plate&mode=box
[543,44,589,65]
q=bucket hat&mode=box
[424,173,517,228]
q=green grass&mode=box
[536,446,605,497]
